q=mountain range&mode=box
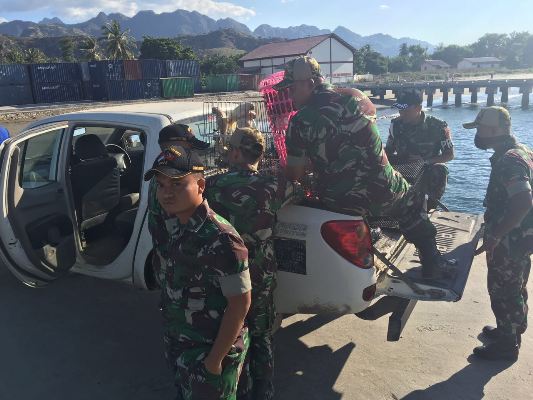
[0,9,435,56]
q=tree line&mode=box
[0,20,243,76]
[356,32,533,75]
[3,20,532,77]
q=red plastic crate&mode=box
[259,71,296,167]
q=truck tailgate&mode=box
[375,211,483,302]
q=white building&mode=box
[457,57,502,70]
[421,59,451,71]
[240,34,355,84]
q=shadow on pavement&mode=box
[273,314,353,400]
[401,355,515,400]
[0,268,175,400]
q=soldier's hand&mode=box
[474,234,500,260]
[204,356,223,376]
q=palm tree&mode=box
[80,36,102,61]
[25,48,48,63]
[101,20,136,60]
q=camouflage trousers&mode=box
[389,180,437,245]
[237,266,276,400]
[487,234,531,337]
[419,163,448,205]
[164,331,250,400]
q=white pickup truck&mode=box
[0,101,482,341]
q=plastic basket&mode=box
[259,71,296,167]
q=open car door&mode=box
[0,122,77,287]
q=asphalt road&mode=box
[0,254,531,400]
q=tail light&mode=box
[321,220,374,269]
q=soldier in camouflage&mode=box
[146,146,252,399]
[148,124,210,276]
[386,90,454,207]
[463,107,532,361]
[275,56,454,280]
[206,127,299,400]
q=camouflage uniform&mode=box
[483,138,532,339]
[386,112,453,202]
[284,83,437,244]
[206,167,298,399]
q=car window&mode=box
[71,126,115,149]
[121,130,145,151]
[18,128,63,189]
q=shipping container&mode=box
[125,79,161,100]
[82,81,108,101]
[141,59,166,79]
[30,63,82,83]
[32,82,82,104]
[0,84,34,106]
[88,60,124,81]
[238,74,260,91]
[165,60,200,78]
[0,64,30,86]
[80,62,91,82]
[205,74,239,92]
[124,60,143,80]
[161,77,194,98]
[107,80,126,101]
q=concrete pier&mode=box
[501,86,509,103]
[442,88,449,104]
[355,78,533,109]
[454,88,463,107]
[485,87,496,106]
[470,87,478,104]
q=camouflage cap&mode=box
[463,106,511,133]
[158,123,210,150]
[273,56,323,90]
[144,145,205,181]
[228,127,265,157]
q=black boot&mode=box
[473,337,519,361]
[482,325,522,348]
[417,238,457,280]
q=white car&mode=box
[0,101,482,340]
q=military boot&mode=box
[473,336,519,361]
[482,325,522,348]
[416,237,457,280]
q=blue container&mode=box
[141,59,166,79]
[30,63,81,83]
[0,84,34,106]
[88,60,124,81]
[0,64,30,85]
[106,80,126,101]
[32,82,82,104]
[82,81,108,101]
[80,62,91,82]
[165,60,200,78]
[125,80,161,100]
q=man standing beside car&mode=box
[276,56,454,280]
[148,123,210,276]
[385,90,454,208]
[206,127,299,400]
[463,107,532,361]
[146,146,252,399]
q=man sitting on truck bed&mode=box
[275,56,453,280]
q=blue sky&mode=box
[1,0,532,46]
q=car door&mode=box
[0,122,77,287]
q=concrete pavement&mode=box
[0,253,531,399]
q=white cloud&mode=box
[379,4,390,10]
[0,17,8,23]
[0,0,256,22]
